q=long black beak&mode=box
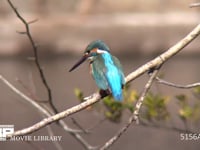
[69,55,88,72]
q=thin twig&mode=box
[4,22,200,138]
[16,77,39,101]
[190,2,200,8]
[7,0,58,114]
[16,77,48,103]
[71,118,89,134]
[156,77,200,89]
[72,117,107,134]
[28,19,39,24]
[99,69,159,150]
[86,118,107,132]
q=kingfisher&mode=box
[69,40,125,101]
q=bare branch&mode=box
[190,2,200,8]
[86,118,107,132]
[71,118,89,134]
[16,31,27,34]
[7,0,58,113]
[99,69,159,150]
[16,77,39,100]
[156,77,200,89]
[28,19,39,24]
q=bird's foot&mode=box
[99,89,110,99]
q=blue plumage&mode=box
[98,52,124,101]
[69,40,125,101]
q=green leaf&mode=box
[74,88,84,102]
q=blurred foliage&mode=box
[193,86,200,94]
[74,88,84,102]
[193,86,200,99]
[176,87,200,122]
[142,92,170,121]
[102,85,138,122]
[74,84,138,122]
[103,97,123,122]
[74,85,200,129]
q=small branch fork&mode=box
[156,77,200,89]
[7,0,58,114]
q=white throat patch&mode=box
[97,49,108,54]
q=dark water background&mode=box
[0,54,200,150]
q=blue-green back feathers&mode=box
[91,51,125,101]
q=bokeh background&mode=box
[0,0,200,150]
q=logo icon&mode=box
[0,125,14,141]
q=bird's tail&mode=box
[113,93,123,101]
[107,74,124,101]
[112,91,123,101]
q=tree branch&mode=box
[190,2,200,8]
[156,77,200,89]
[7,0,58,114]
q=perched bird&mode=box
[69,40,125,101]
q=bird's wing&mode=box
[112,56,125,85]
[91,56,109,90]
